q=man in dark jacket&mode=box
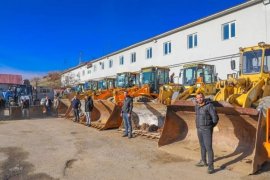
[71,95,81,122]
[85,95,94,127]
[21,97,30,119]
[121,91,133,138]
[195,92,219,174]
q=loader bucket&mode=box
[59,98,71,117]
[90,100,122,130]
[159,100,269,174]
[264,108,270,158]
[119,101,167,138]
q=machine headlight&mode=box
[196,84,201,88]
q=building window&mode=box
[187,33,198,49]
[131,52,136,63]
[87,70,91,74]
[119,56,124,65]
[93,65,97,72]
[146,47,152,59]
[164,41,171,55]
[101,62,104,70]
[222,21,236,40]
[109,59,113,68]
[82,70,85,76]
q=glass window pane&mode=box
[231,22,235,38]
[223,24,229,40]
[264,49,270,73]
[169,42,171,53]
[194,34,197,47]
[242,50,262,74]
[188,35,193,48]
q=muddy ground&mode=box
[0,118,269,180]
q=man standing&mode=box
[85,95,94,127]
[21,97,30,119]
[45,96,52,116]
[71,95,81,123]
[0,96,5,117]
[195,92,219,174]
[53,95,59,117]
[121,91,133,138]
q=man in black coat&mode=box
[85,95,94,127]
[195,92,219,174]
[121,91,133,138]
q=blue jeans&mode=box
[85,112,91,125]
[73,109,80,122]
[123,113,132,136]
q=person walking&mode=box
[21,97,30,119]
[45,96,52,116]
[195,92,219,174]
[0,96,5,118]
[53,95,59,117]
[121,91,133,138]
[85,95,94,127]
[71,95,81,123]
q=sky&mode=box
[0,0,246,79]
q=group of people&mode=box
[70,91,133,134]
[71,91,219,174]
[71,95,93,126]
[19,95,60,119]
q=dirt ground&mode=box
[0,118,269,180]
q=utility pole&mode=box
[79,51,83,65]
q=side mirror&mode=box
[215,73,218,81]
[231,60,236,70]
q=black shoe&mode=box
[122,134,128,137]
[88,124,91,127]
[128,135,133,139]
[208,165,214,174]
[195,160,208,167]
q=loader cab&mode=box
[98,78,115,90]
[75,83,84,93]
[182,64,216,87]
[84,81,98,91]
[240,43,270,80]
[13,84,33,105]
[140,67,170,93]
[116,72,139,88]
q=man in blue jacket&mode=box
[121,91,133,138]
[71,95,81,122]
[195,92,219,174]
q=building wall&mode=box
[62,1,270,87]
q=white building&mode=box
[61,0,270,87]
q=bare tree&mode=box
[32,77,41,88]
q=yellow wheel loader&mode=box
[159,43,270,174]
[214,42,270,108]
[123,66,183,138]
[171,63,217,103]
